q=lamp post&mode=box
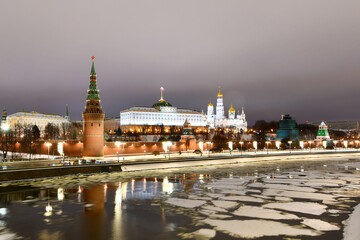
[322,140,327,150]
[206,142,211,157]
[308,141,312,152]
[121,142,125,162]
[167,141,172,160]
[265,141,270,154]
[239,141,244,156]
[356,140,359,151]
[253,141,258,154]
[228,141,233,155]
[288,141,292,153]
[275,141,281,151]
[45,142,52,166]
[333,140,338,152]
[344,140,348,150]
[115,141,121,163]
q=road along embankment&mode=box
[121,152,360,172]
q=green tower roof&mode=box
[91,56,96,75]
[87,56,100,100]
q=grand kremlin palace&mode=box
[119,88,207,134]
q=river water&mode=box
[0,157,359,240]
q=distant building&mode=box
[276,114,301,140]
[120,87,206,127]
[206,88,247,131]
[5,106,70,134]
[316,121,330,141]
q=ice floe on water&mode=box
[263,202,327,215]
[166,198,206,208]
[211,200,238,210]
[301,218,339,231]
[220,195,264,203]
[343,203,360,240]
[192,228,216,240]
[233,206,300,220]
[262,189,335,201]
[203,219,318,238]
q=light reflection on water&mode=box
[0,175,198,240]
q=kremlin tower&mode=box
[215,87,224,119]
[82,56,105,159]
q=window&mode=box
[91,123,93,126]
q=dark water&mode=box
[0,159,359,240]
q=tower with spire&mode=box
[216,87,224,120]
[65,104,70,121]
[206,99,215,127]
[82,56,105,159]
[1,107,7,127]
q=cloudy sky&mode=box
[1,0,359,124]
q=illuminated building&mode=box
[120,87,206,127]
[206,88,247,131]
[316,121,330,140]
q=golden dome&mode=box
[229,104,235,113]
[217,87,223,97]
[208,99,213,106]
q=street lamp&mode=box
[228,141,233,155]
[206,142,211,157]
[166,141,172,160]
[333,140,338,152]
[344,140,348,150]
[239,141,244,156]
[322,140,327,150]
[45,142,52,166]
[265,141,270,154]
[308,141,312,152]
[115,141,121,163]
[253,141,258,153]
[275,141,281,151]
[288,141,292,153]
[299,141,304,151]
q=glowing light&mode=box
[253,141,258,150]
[275,141,281,149]
[299,141,304,149]
[57,188,64,201]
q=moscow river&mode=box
[0,156,359,240]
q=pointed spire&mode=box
[241,107,245,114]
[208,99,213,106]
[217,86,223,97]
[90,56,96,75]
[66,104,69,117]
[159,87,165,102]
[281,113,284,120]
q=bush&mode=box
[152,151,160,156]
[210,148,222,153]
[193,149,202,155]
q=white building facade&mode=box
[120,88,206,127]
[206,88,247,131]
[6,111,70,133]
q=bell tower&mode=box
[82,56,105,159]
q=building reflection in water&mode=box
[57,188,64,201]
[83,185,106,240]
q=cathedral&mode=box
[206,88,247,131]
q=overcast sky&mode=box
[1,1,359,125]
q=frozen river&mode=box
[0,156,359,239]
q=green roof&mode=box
[152,101,172,108]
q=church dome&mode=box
[208,99,213,106]
[228,104,235,113]
[217,88,223,97]
[152,100,172,108]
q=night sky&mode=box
[1,1,359,125]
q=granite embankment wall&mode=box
[0,164,122,182]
